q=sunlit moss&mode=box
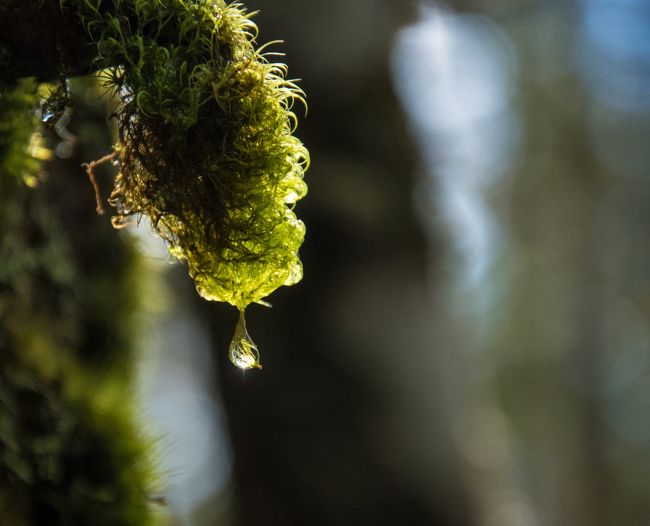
[67,0,309,312]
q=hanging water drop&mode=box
[229,309,262,369]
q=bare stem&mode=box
[81,152,116,215]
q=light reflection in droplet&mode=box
[229,309,262,369]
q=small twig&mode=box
[81,152,116,215]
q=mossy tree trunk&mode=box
[1,62,162,526]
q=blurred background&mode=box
[30,0,650,524]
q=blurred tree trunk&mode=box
[201,1,476,525]
[492,6,613,524]
[455,2,649,525]
[0,76,161,524]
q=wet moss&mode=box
[70,0,309,311]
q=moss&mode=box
[0,79,42,188]
[0,79,145,377]
[0,6,304,518]
[67,0,309,314]
[0,356,163,526]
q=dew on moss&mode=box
[70,0,308,367]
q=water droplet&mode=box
[41,109,56,124]
[229,310,262,369]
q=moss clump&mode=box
[68,0,309,312]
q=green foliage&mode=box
[69,0,309,311]
[0,356,162,526]
[0,79,42,189]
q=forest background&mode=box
[1,0,649,525]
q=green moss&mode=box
[0,79,42,189]
[68,0,309,313]
[0,356,163,526]
[0,7,303,518]
[0,82,144,377]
